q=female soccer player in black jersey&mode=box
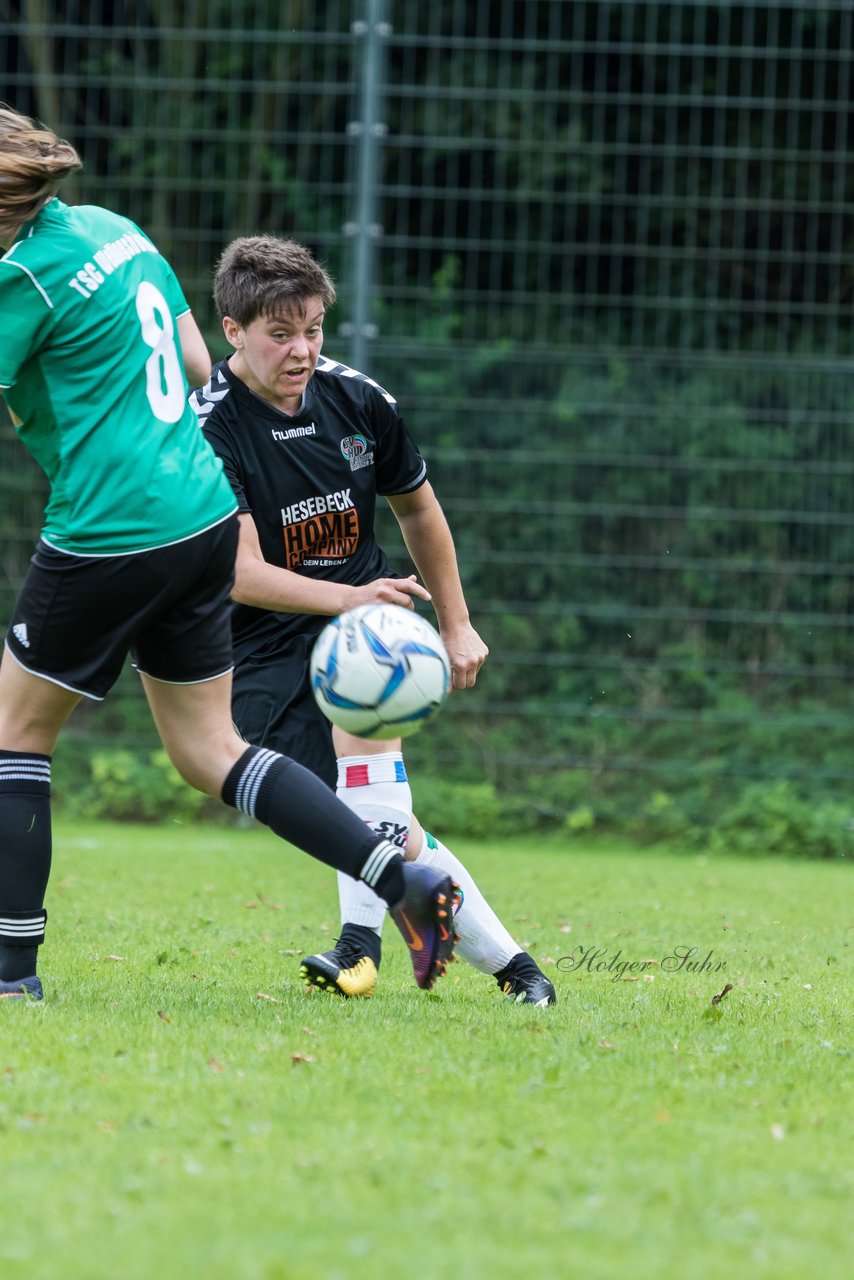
[194,235,556,1006]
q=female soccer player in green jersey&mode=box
[0,104,458,1001]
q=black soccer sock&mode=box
[221,746,405,904]
[0,750,52,982]
[338,923,383,970]
[494,951,534,989]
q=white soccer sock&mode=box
[335,871,386,934]
[414,832,520,974]
[335,753,413,935]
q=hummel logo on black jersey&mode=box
[271,423,317,442]
[12,623,29,648]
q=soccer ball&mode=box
[310,603,451,739]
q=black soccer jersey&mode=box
[193,355,428,662]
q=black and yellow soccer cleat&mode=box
[300,947,378,998]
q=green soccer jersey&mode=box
[0,199,236,554]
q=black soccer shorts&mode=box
[231,632,337,790]
[5,515,239,700]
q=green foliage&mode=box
[388,344,852,849]
[704,780,854,861]
[407,681,854,854]
[56,745,223,826]
[5,10,851,856]
[410,776,502,838]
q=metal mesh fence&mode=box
[2,1,852,819]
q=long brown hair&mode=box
[0,105,82,243]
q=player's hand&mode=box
[349,574,431,610]
[441,622,489,690]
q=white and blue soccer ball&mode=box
[310,603,451,739]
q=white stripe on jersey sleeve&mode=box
[316,354,397,406]
[0,252,55,309]
[190,368,231,416]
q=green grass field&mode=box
[2,820,851,1280]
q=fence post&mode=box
[343,0,390,372]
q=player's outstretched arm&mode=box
[388,483,488,690]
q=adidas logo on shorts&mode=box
[12,623,30,648]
